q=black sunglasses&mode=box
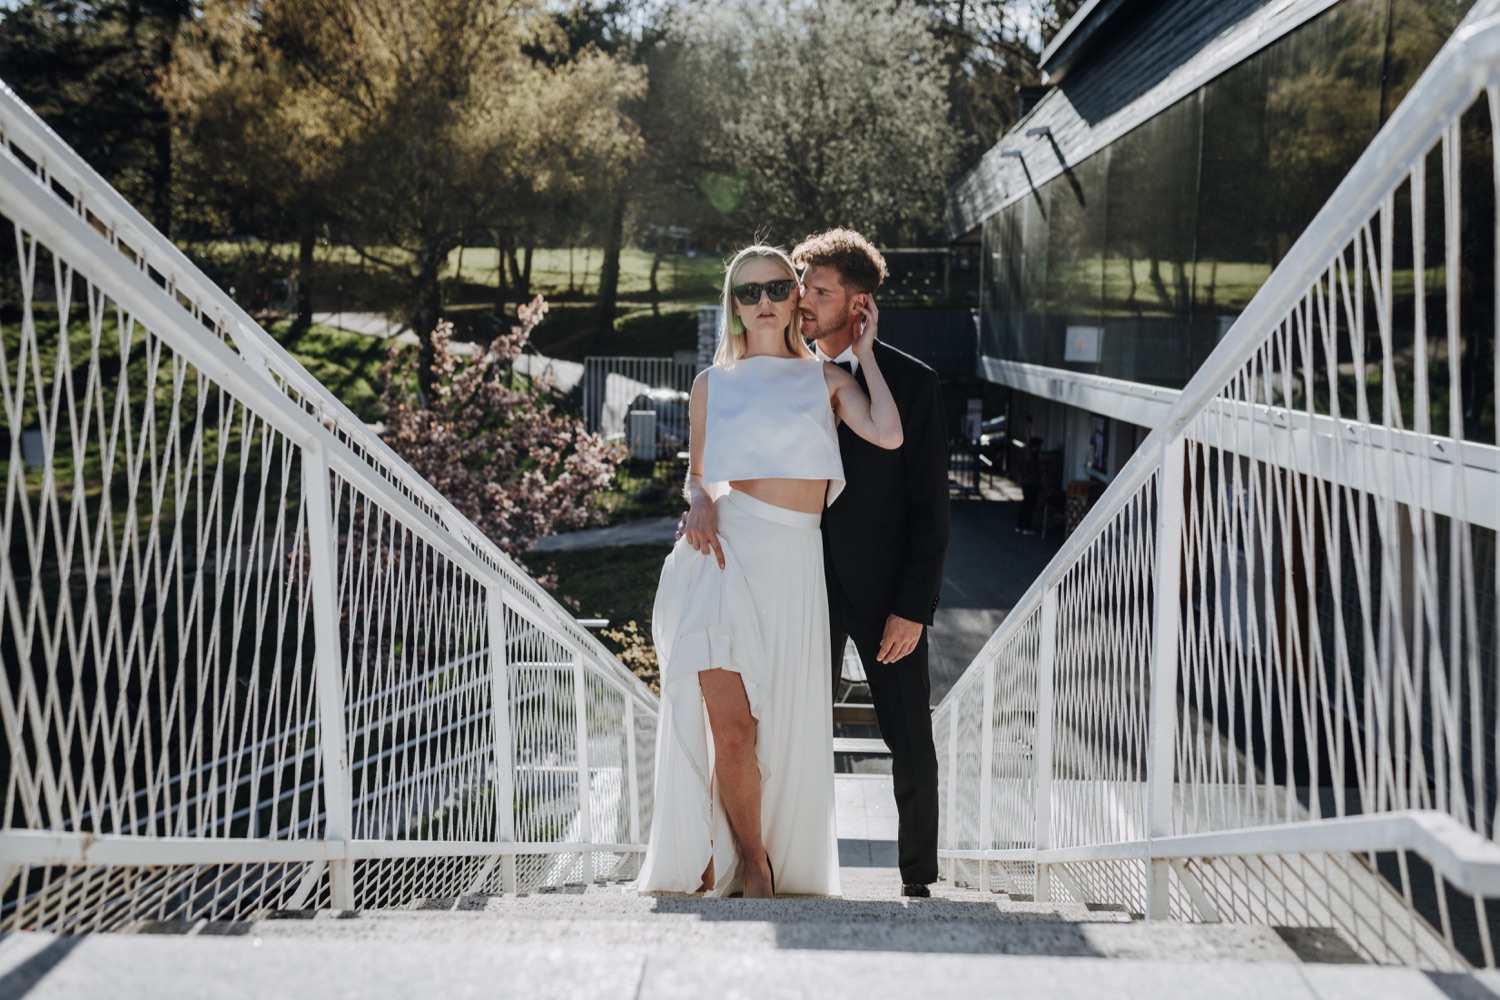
[731,279,797,306]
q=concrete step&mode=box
[253,907,1299,965]
[0,867,1487,998]
[235,869,1283,965]
[2,929,1493,1000]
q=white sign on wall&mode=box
[1064,325,1104,363]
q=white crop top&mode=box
[701,356,846,505]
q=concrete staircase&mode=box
[3,867,1497,999]
[3,775,1498,998]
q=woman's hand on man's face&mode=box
[851,295,879,356]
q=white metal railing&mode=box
[937,2,1500,970]
[0,79,657,932]
[582,355,695,460]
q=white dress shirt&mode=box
[815,344,859,376]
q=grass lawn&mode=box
[442,300,699,362]
[446,246,723,303]
[594,462,689,522]
[537,540,668,691]
[188,241,724,309]
[261,318,389,422]
[536,543,668,629]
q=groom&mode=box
[793,229,950,898]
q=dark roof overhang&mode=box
[1039,0,1156,84]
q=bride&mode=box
[637,244,901,898]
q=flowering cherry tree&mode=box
[379,297,623,561]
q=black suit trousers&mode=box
[827,571,940,886]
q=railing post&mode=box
[945,695,959,884]
[978,658,996,892]
[624,695,642,864]
[303,443,354,910]
[487,586,518,893]
[572,647,594,883]
[1034,586,1058,903]
[1146,437,1188,920]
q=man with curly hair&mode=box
[793,227,950,898]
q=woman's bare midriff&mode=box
[728,477,828,514]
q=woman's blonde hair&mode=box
[713,244,815,366]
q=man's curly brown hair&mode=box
[792,228,888,296]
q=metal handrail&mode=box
[0,71,657,930]
[935,2,1500,970]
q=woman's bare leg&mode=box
[698,668,773,898]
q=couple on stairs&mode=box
[637,229,950,899]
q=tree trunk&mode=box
[1148,257,1170,312]
[494,232,510,315]
[648,248,663,316]
[143,0,187,238]
[596,192,626,337]
[293,224,315,332]
[412,244,446,403]
[507,245,532,303]
[150,107,172,237]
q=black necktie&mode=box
[834,360,853,374]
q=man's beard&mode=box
[799,309,847,342]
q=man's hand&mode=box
[876,614,922,664]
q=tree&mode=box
[165,0,347,330]
[913,1,1085,167]
[167,0,642,393]
[480,32,645,324]
[654,0,960,247]
[379,298,624,559]
[545,0,648,336]
[0,0,194,235]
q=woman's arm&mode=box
[827,296,903,450]
[682,369,725,568]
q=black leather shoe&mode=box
[901,882,931,898]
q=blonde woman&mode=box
[637,245,901,898]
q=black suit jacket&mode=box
[823,340,950,627]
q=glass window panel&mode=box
[1264,0,1387,262]
[979,0,1487,402]
[980,204,1025,363]
[1382,0,1478,119]
[1196,43,1272,326]
[1195,0,1386,366]
[1017,185,1051,365]
[1045,150,1108,374]
[1379,100,1496,445]
[980,188,1052,367]
[1103,96,1203,387]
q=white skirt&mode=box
[637,490,840,897]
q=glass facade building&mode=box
[975,0,1490,433]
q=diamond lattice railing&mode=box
[0,78,657,932]
[935,2,1500,971]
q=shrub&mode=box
[379,297,625,559]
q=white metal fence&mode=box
[582,356,695,460]
[936,3,1500,969]
[0,81,656,932]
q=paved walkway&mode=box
[528,516,678,552]
[834,773,900,868]
[929,494,1062,702]
[313,310,484,355]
